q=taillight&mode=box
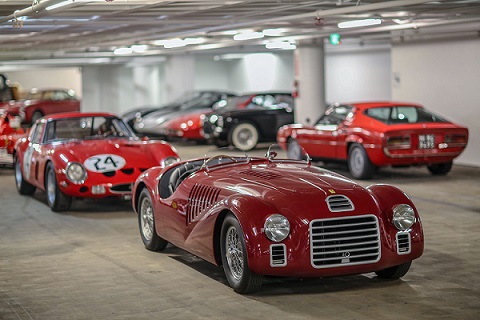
[445,134,467,144]
[386,135,411,149]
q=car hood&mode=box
[206,161,379,216]
[51,138,171,169]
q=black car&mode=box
[202,92,294,150]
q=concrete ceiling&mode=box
[0,0,479,66]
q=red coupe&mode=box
[277,102,468,179]
[1,88,81,124]
[14,112,179,211]
[132,146,424,293]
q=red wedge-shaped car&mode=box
[277,102,468,179]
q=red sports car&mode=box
[2,88,81,124]
[132,146,424,293]
[14,112,179,211]
[0,112,26,166]
[277,102,468,179]
[158,109,210,141]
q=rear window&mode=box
[365,106,448,124]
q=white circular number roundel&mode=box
[84,154,126,173]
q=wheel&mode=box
[45,162,72,212]
[230,122,259,151]
[287,138,305,160]
[138,188,168,251]
[348,143,377,180]
[427,162,452,175]
[31,111,44,124]
[14,155,36,195]
[220,213,263,293]
[375,261,412,279]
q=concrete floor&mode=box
[0,142,479,320]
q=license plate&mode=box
[418,134,435,149]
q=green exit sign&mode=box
[330,33,341,45]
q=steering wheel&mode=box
[203,154,237,171]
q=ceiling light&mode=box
[262,28,286,36]
[131,44,148,53]
[113,47,133,55]
[184,37,205,45]
[233,32,264,41]
[265,41,296,50]
[163,38,186,48]
[338,18,382,29]
[46,0,73,11]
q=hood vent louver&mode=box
[239,169,282,180]
[326,195,354,212]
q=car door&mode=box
[22,122,46,187]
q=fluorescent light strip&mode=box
[46,1,73,11]
[338,18,382,29]
[233,32,264,41]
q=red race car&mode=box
[2,88,81,124]
[277,102,468,179]
[132,146,424,293]
[0,112,26,166]
[14,112,179,211]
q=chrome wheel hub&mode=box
[140,197,154,241]
[225,226,243,281]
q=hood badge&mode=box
[328,189,336,194]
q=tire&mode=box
[14,155,36,195]
[427,162,452,176]
[375,261,412,279]
[45,162,72,212]
[348,143,377,180]
[220,213,263,294]
[230,122,259,151]
[138,188,168,251]
[31,111,44,124]
[287,138,305,160]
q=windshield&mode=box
[179,92,228,111]
[44,116,135,142]
[215,94,293,112]
[365,106,448,124]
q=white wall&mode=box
[228,53,294,93]
[392,39,480,166]
[325,46,392,103]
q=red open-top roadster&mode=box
[132,146,424,293]
[14,112,179,211]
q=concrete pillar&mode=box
[294,39,326,125]
[164,54,195,102]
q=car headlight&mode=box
[162,156,179,167]
[392,204,416,230]
[264,214,290,242]
[66,162,87,184]
[216,116,224,127]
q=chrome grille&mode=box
[396,232,411,254]
[187,184,220,224]
[270,244,287,267]
[310,215,380,268]
[326,195,354,212]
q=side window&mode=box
[45,122,56,142]
[31,122,46,144]
[366,107,390,122]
